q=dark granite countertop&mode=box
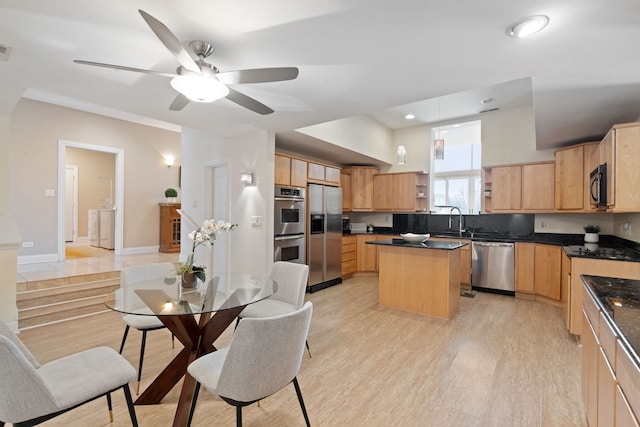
[366,238,468,250]
[346,229,640,262]
[582,275,640,367]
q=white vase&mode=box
[166,197,177,203]
[584,232,599,243]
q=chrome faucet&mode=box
[434,205,466,236]
[448,206,465,237]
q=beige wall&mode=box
[1,114,20,325]
[10,99,180,258]
[66,147,116,237]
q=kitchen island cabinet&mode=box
[567,257,640,336]
[430,236,471,285]
[581,276,640,426]
[369,239,466,319]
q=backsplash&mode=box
[409,213,535,237]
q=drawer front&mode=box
[599,311,617,371]
[583,283,600,335]
[342,235,357,245]
[342,259,357,275]
[342,243,357,254]
[617,339,640,418]
[342,251,356,263]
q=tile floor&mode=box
[16,250,179,284]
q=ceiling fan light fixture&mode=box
[507,15,549,38]
[170,74,229,103]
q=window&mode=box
[431,120,481,214]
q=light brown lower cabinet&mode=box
[514,243,561,300]
[515,243,535,293]
[342,235,357,277]
[617,385,640,427]
[534,244,562,300]
[356,234,380,272]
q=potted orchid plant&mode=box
[178,218,237,287]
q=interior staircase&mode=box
[17,271,120,330]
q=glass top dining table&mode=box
[104,273,277,427]
[105,273,278,317]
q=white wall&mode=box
[180,127,274,276]
[297,115,394,164]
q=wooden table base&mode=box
[134,305,246,427]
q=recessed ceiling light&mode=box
[507,15,549,38]
[405,113,415,120]
[481,98,494,104]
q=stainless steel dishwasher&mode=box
[471,241,515,295]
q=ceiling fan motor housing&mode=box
[189,40,214,59]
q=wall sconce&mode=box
[165,155,175,167]
[240,172,254,185]
[397,145,407,165]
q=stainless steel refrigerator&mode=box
[307,184,343,292]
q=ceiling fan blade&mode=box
[138,9,200,73]
[73,60,177,78]
[169,94,190,111]
[216,67,299,85]
[225,88,274,115]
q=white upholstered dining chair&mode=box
[237,261,312,357]
[187,302,313,427]
[118,262,177,393]
[0,320,138,427]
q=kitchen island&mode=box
[367,239,468,319]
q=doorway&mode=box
[57,140,124,260]
[205,162,230,276]
[64,165,78,243]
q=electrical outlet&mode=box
[540,221,549,229]
[251,216,262,227]
[22,241,34,248]
[45,189,56,197]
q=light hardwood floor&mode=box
[18,275,587,427]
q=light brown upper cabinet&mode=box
[373,172,429,212]
[555,142,599,211]
[307,161,341,187]
[275,154,307,187]
[346,166,379,211]
[490,165,522,211]
[341,172,352,211]
[484,162,554,212]
[522,162,555,210]
[599,123,640,212]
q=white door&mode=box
[64,166,78,242]
[211,165,229,275]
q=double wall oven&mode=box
[274,185,305,264]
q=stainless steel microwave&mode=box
[590,164,607,207]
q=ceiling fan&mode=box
[74,9,299,115]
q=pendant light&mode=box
[397,106,407,165]
[434,97,444,160]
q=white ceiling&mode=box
[1,0,639,162]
